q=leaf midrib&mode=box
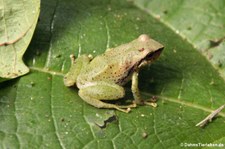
[29,66,225,117]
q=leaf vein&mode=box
[1,0,9,44]
[14,82,21,148]
[44,0,59,68]
[104,18,110,49]
[50,75,66,149]
[153,110,165,147]
[178,78,184,99]
[29,66,64,76]
[158,95,225,117]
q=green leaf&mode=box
[134,0,225,79]
[0,0,40,82]
[1,0,225,148]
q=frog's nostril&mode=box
[138,48,145,52]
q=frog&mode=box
[64,34,164,113]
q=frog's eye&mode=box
[138,48,145,52]
[138,34,150,42]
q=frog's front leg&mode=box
[64,54,92,87]
[131,71,157,107]
[79,82,136,113]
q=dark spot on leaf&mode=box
[163,10,168,14]
[187,26,192,30]
[217,60,223,68]
[9,8,13,14]
[55,54,62,58]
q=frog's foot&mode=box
[134,100,157,108]
[133,97,158,108]
[143,101,157,107]
[143,96,158,107]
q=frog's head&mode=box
[131,34,164,68]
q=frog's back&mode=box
[77,52,132,88]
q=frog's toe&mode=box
[115,103,137,113]
[144,101,157,108]
[115,107,131,113]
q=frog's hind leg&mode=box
[78,82,136,113]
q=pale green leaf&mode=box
[0,0,40,82]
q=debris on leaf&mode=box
[209,36,225,48]
[84,110,117,129]
[95,115,117,129]
[142,132,148,139]
[196,105,225,127]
